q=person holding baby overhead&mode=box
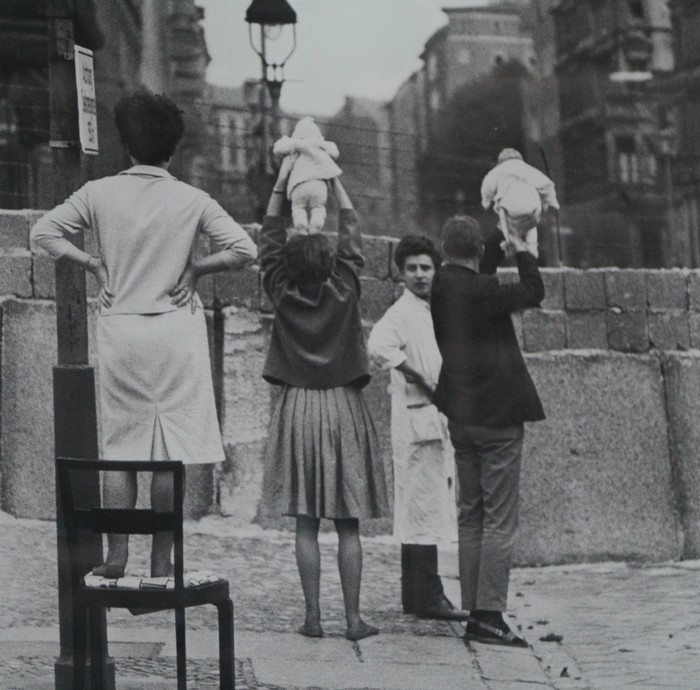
[259,164,389,641]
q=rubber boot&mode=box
[411,544,445,618]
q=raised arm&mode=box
[482,235,544,316]
[330,178,363,270]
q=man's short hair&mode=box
[114,91,185,165]
[393,235,441,271]
[285,234,336,285]
[441,216,483,260]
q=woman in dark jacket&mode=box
[259,169,389,641]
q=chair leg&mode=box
[216,599,235,690]
[175,606,187,690]
[72,598,87,690]
[89,606,106,689]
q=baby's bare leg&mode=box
[308,205,327,234]
[291,204,310,234]
[92,470,137,577]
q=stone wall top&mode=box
[4,209,700,353]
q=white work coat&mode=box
[368,289,457,544]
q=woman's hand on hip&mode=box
[86,257,114,309]
[170,265,198,312]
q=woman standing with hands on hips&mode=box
[259,165,389,641]
[31,91,257,578]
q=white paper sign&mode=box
[74,45,98,155]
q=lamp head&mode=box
[245,0,297,26]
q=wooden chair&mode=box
[56,457,235,690]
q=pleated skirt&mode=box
[261,385,390,520]
[96,308,225,465]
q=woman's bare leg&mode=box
[296,515,323,637]
[151,470,175,577]
[335,518,378,641]
[92,470,136,577]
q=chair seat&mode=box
[79,573,230,609]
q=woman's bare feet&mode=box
[92,539,128,578]
[91,562,126,578]
[345,620,379,641]
[150,558,174,578]
[297,622,324,638]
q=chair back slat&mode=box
[72,508,176,534]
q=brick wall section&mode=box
[5,209,700,353]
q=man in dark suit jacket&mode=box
[430,215,545,647]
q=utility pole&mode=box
[48,0,115,687]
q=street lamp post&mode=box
[245,0,297,173]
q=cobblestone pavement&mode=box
[1,511,699,689]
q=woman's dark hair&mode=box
[114,91,185,164]
[393,235,441,271]
[285,234,336,285]
[441,215,483,260]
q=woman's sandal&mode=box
[345,621,379,641]
[463,618,528,648]
[297,623,324,638]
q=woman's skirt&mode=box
[261,385,390,520]
[96,308,225,464]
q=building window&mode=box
[457,48,471,65]
[616,136,639,183]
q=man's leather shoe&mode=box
[418,596,470,621]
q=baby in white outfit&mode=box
[481,148,559,258]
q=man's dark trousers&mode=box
[448,422,524,612]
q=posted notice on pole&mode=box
[74,45,98,155]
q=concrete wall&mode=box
[1,210,699,564]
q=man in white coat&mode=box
[369,236,468,621]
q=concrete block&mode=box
[388,238,400,281]
[218,438,267,524]
[522,309,566,351]
[214,266,260,309]
[540,270,565,310]
[497,268,518,286]
[687,272,700,311]
[564,270,606,311]
[566,311,608,350]
[647,271,688,310]
[605,270,647,311]
[221,309,272,445]
[362,234,392,280]
[648,311,690,351]
[0,250,32,297]
[662,352,700,558]
[360,277,395,323]
[689,312,700,349]
[32,255,100,300]
[517,352,681,565]
[0,211,29,248]
[607,310,648,352]
[32,254,55,299]
[0,300,93,517]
